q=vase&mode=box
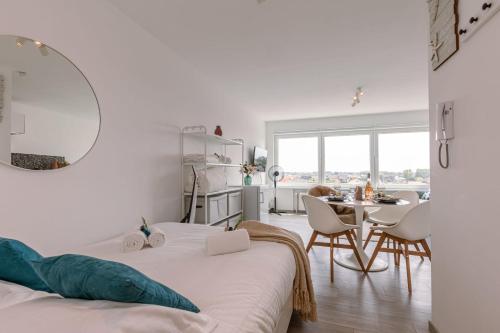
[244,175,252,186]
[214,125,223,136]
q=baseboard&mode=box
[428,321,440,333]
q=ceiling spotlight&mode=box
[38,45,49,56]
[351,87,364,107]
[16,37,28,48]
[34,40,43,47]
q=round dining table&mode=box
[322,197,409,272]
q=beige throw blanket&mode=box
[237,221,317,321]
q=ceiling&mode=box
[108,0,429,121]
[0,35,98,119]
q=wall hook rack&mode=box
[460,1,500,43]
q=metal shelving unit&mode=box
[181,125,244,226]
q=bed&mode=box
[0,222,296,333]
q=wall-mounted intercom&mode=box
[436,101,455,169]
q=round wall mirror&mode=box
[0,35,100,170]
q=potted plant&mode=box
[241,162,257,186]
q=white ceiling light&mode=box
[351,87,364,107]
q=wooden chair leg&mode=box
[363,229,375,249]
[414,243,424,261]
[397,242,402,266]
[351,229,357,241]
[393,239,399,266]
[306,231,318,253]
[345,231,365,272]
[330,235,334,283]
[366,233,386,271]
[403,241,412,293]
[420,239,432,261]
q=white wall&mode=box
[429,2,500,332]
[0,0,264,254]
[10,102,99,163]
[0,68,12,162]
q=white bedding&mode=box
[0,280,217,333]
[1,222,296,333]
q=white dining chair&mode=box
[366,201,431,293]
[363,191,420,249]
[302,195,366,282]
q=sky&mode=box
[278,132,430,173]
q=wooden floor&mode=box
[261,213,431,333]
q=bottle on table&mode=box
[365,173,374,200]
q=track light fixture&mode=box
[351,87,364,107]
[14,38,49,56]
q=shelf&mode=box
[183,162,241,168]
[183,132,243,146]
[184,187,243,196]
[208,210,243,226]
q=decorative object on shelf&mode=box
[354,186,363,201]
[0,74,4,123]
[459,2,500,43]
[267,165,285,215]
[427,0,459,70]
[351,87,364,107]
[241,162,257,186]
[214,125,223,136]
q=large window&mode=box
[275,128,430,189]
[324,134,370,187]
[276,136,318,185]
[378,131,430,187]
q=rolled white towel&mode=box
[122,231,147,253]
[147,226,166,248]
[206,229,250,256]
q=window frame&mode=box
[322,130,373,189]
[273,126,430,190]
[374,128,431,191]
[273,133,321,187]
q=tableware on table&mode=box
[373,195,399,204]
[327,195,346,202]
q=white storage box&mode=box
[228,191,242,216]
[185,193,228,224]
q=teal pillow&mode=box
[0,237,52,292]
[32,254,199,313]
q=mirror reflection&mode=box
[0,35,100,170]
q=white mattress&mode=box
[74,222,296,333]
